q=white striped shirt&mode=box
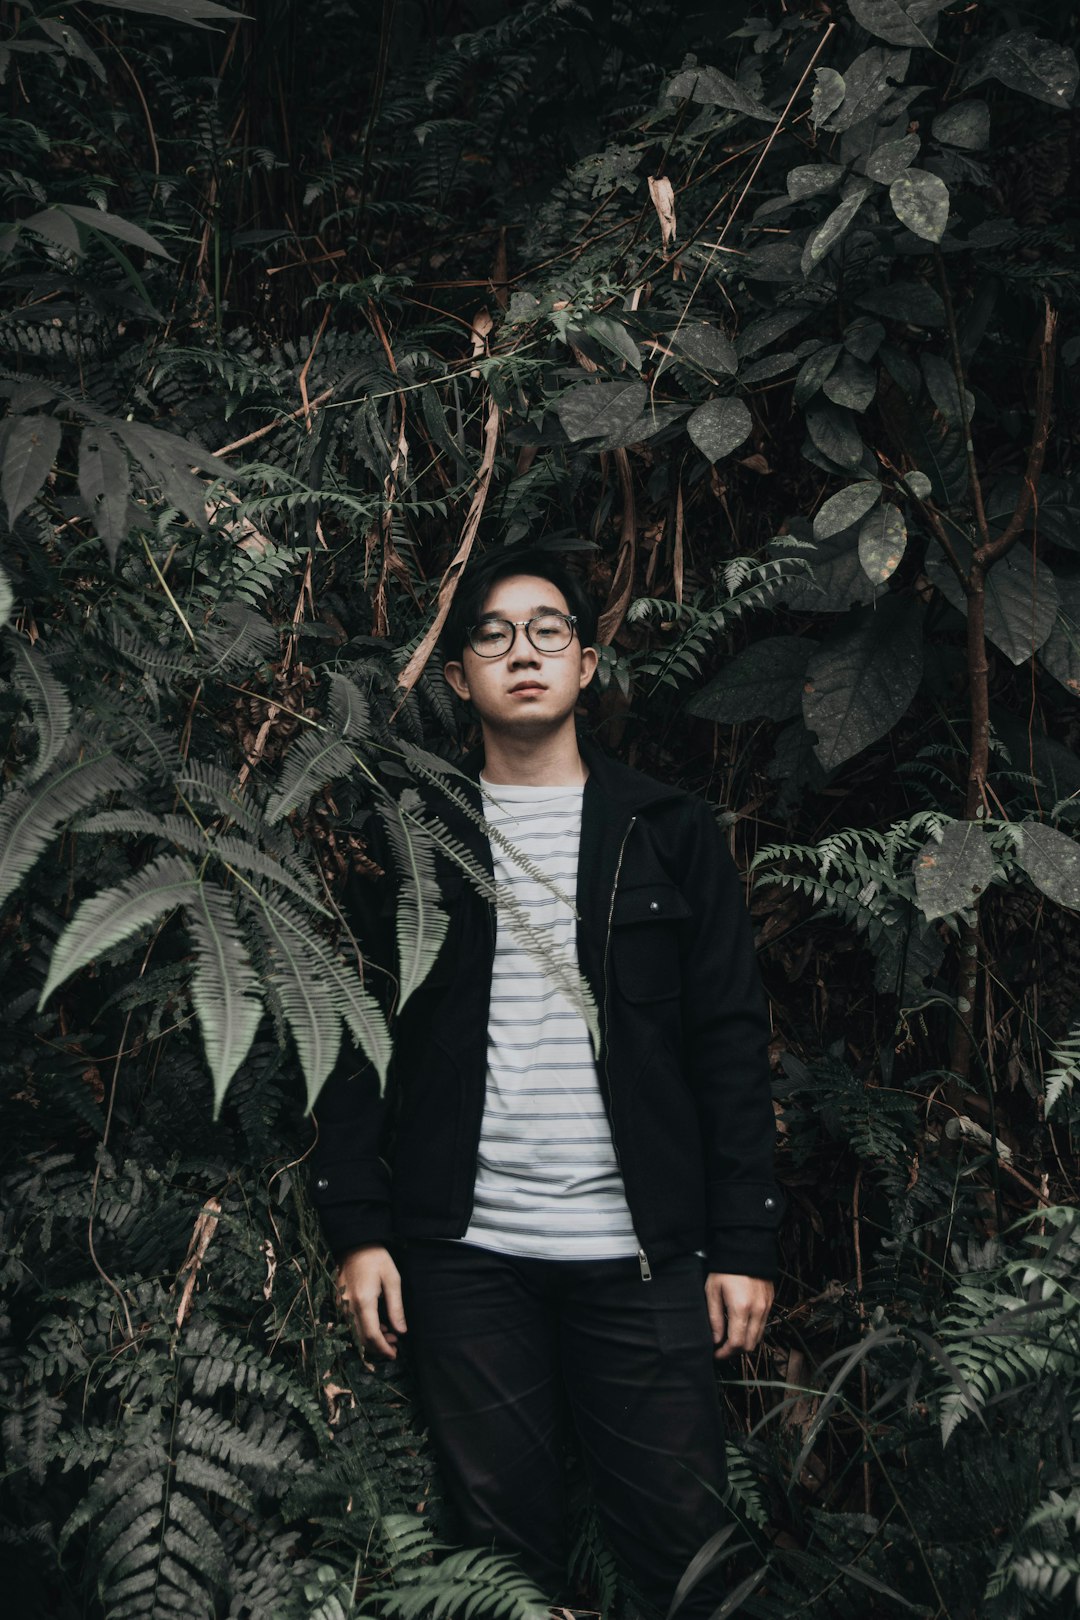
[461,778,638,1260]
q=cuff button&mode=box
[316,1177,329,1191]
[764,1196,777,1211]
[649,900,661,913]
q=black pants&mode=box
[402,1240,729,1617]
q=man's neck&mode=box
[479,725,587,787]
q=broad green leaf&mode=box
[889,169,950,242]
[740,352,797,385]
[673,324,737,376]
[914,820,995,921]
[6,633,72,782]
[794,343,842,407]
[849,0,947,49]
[1017,822,1080,909]
[735,307,810,359]
[963,30,1078,109]
[856,282,945,326]
[827,48,910,133]
[932,100,990,150]
[3,414,61,525]
[184,881,264,1111]
[0,564,12,624]
[814,482,880,541]
[805,401,864,472]
[921,352,973,427]
[60,204,172,259]
[811,68,846,127]
[379,791,451,1012]
[823,353,876,412]
[687,397,752,462]
[787,164,844,200]
[686,637,817,724]
[843,317,885,361]
[984,474,1080,552]
[583,314,641,371]
[40,854,198,1006]
[865,133,920,182]
[594,402,687,449]
[803,598,922,769]
[555,380,648,444]
[665,64,776,122]
[771,528,882,614]
[78,426,130,563]
[801,183,871,275]
[34,18,106,79]
[1038,576,1080,697]
[902,470,932,499]
[83,0,243,23]
[928,544,1058,665]
[23,207,82,255]
[113,420,230,530]
[858,504,907,583]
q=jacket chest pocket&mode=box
[611,882,692,1002]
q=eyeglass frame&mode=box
[465,612,579,659]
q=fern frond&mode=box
[1045,1022,1080,1116]
[39,854,198,1007]
[5,630,72,781]
[183,881,264,1110]
[79,808,327,911]
[243,887,389,1104]
[0,745,142,907]
[378,790,450,1011]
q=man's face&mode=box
[443,573,598,736]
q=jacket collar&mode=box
[459,734,681,813]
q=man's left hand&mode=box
[705,1273,773,1360]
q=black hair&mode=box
[439,545,599,664]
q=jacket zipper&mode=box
[602,815,651,1283]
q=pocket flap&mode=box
[613,883,692,926]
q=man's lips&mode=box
[508,682,547,694]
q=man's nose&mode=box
[507,627,540,664]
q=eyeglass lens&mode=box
[469,614,573,656]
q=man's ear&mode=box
[578,645,599,692]
[443,659,471,701]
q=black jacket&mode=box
[310,741,784,1279]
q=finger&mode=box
[716,1308,752,1360]
[359,1297,397,1360]
[705,1283,726,1347]
[383,1270,407,1335]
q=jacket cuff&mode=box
[705,1226,779,1281]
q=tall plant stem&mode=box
[943,295,1059,1084]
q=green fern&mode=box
[0,744,143,907]
[4,629,72,780]
[184,880,264,1110]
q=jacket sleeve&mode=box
[307,841,398,1262]
[678,798,784,1280]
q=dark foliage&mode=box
[2,0,1080,1614]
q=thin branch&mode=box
[211,387,335,458]
[975,299,1058,568]
[392,396,501,707]
[936,248,990,550]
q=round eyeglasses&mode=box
[466,612,578,658]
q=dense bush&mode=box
[2,1,1079,1614]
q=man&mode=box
[310,546,783,1615]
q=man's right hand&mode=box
[337,1244,407,1360]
